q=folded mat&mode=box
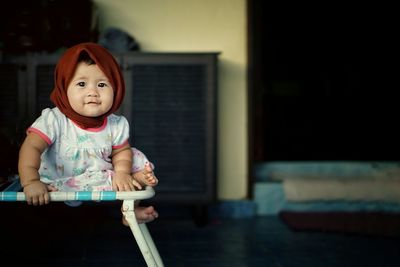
[283,177,400,202]
[280,211,400,238]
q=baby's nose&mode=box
[87,87,99,97]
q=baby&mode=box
[18,42,158,224]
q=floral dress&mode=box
[28,107,152,192]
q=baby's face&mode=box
[67,62,114,118]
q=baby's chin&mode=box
[77,109,108,118]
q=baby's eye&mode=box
[77,81,86,87]
[98,82,108,88]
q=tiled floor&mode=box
[1,201,399,267]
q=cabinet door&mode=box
[122,53,218,203]
[25,54,60,121]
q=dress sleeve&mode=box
[27,108,60,145]
[111,115,130,149]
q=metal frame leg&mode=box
[122,200,164,267]
[139,223,164,267]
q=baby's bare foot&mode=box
[122,206,159,226]
[133,163,158,187]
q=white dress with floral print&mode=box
[28,108,151,191]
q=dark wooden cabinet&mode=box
[0,52,219,205]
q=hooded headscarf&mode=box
[50,42,125,129]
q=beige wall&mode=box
[93,0,248,200]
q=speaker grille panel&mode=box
[36,65,55,115]
[130,64,207,192]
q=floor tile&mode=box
[1,201,400,266]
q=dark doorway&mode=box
[248,1,399,163]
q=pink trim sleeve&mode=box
[112,139,129,150]
[27,127,52,145]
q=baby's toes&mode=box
[149,177,158,185]
[145,164,154,173]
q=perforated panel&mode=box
[130,64,207,193]
[36,65,55,116]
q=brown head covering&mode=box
[50,42,125,129]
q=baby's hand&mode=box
[23,180,50,206]
[112,171,141,191]
[133,162,158,187]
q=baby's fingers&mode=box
[46,185,58,192]
[38,194,48,205]
[131,179,142,190]
[31,196,41,206]
[44,193,50,205]
[26,196,33,205]
[112,182,117,191]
